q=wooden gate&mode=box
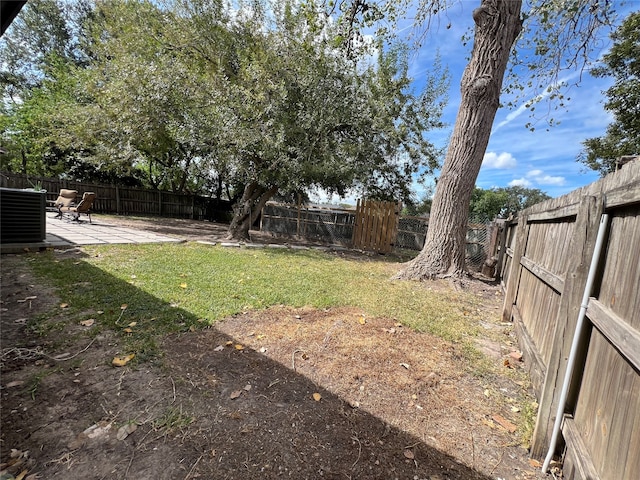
[352,199,401,254]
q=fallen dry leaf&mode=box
[80,319,95,327]
[60,303,69,309]
[180,283,188,289]
[213,345,224,352]
[120,304,128,310]
[112,354,135,367]
[123,328,133,333]
[234,344,244,350]
[128,321,137,327]
[312,392,322,402]
[225,341,233,346]
[492,414,517,433]
[403,449,415,459]
[358,315,366,325]
[529,458,542,468]
[230,390,242,399]
[400,363,410,369]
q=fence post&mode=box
[115,185,121,215]
[502,214,530,323]
[530,195,603,458]
[495,218,510,283]
[297,194,301,238]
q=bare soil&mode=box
[1,216,548,479]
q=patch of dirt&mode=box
[1,227,547,479]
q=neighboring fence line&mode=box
[0,172,232,221]
[501,159,640,480]
[261,201,495,270]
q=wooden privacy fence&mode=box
[501,159,640,480]
[0,172,232,221]
[352,199,402,254]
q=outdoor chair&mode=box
[48,189,78,218]
[59,191,96,223]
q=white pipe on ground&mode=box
[542,213,610,473]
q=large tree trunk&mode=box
[397,0,522,280]
[227,182,278,241]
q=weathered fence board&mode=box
[501,158,640,479]
[352,199,401,254]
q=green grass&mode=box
[152,405,194,433]
[29,243,485,360]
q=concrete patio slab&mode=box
[1,212,184,253]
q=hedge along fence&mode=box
[260,201,498,270]
[0,172,233,222]
[501,158,640,479]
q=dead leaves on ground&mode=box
[230,384,252,400]
[112,354,135,367]
[0,449,37,480]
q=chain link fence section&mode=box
[396,215,494,271]
[261,203,496,272]
[260,203,354,245]
[396,216,428,250]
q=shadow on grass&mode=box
[2,252,493,479]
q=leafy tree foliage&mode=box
[581,11,640,175]
[1,0,448,240]
[469,186,551,220]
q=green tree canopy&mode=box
[580,11,640,175]
[470,186,551,220]
[1,0,449,240]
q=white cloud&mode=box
[524,169,567,186]
[537,175,566,186]
[509,178,532,187]
[482,151,517,169]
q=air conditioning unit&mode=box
[0,187,46,243]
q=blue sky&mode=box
[401,1,639,199]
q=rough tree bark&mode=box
[397,0,523,280]
[226,182,278,241]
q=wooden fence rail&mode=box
[501,159,640,479]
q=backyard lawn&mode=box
[1,239,548,479]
